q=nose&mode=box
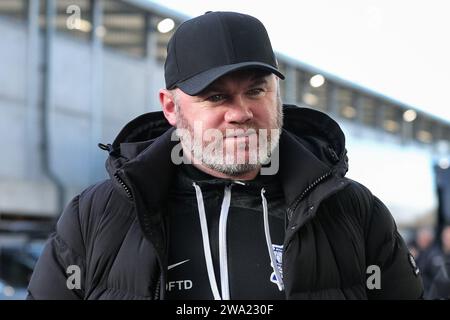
[224,96,253,124]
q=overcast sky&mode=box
[149,0,450,123]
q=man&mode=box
[428,225,450,299]
[27,11,423,300]
[414,226,441,297]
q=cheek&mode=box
[199,110,226,128]
[252,102,278,125]
[186,109,225,132]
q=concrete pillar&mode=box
[146,14,159,111]
[41,0,65,215]
[295,70,305,106]
[352,91,365,137]
[374,101,387,142]
[354,92,364,124]
[403,117,416,145]
[375,102,386,129]
[25,0,41,180]
[433,122,444,142]
[284,66,297,105]
[89,0,105,182]
[326,82,339,117]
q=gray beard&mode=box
[175,102,283,176]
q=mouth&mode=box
[224,135,257,146]
[224,132,257,139]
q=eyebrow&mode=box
[201,76,269,95]
[249,77,268,87]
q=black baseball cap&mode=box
[164,11,285,95]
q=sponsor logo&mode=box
[168,259,190,271]
[166,280,193,291]
[167,259,193,291]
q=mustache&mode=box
[223,127,258,138]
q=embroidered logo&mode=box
[408,253,420,276]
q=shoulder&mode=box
[76,178,136,215]
[335,179,402,244]
[322,178,394,231]
[323,178,375,218]
[339,179,374,204]
[58,179,135,251]
[77,179,117,214]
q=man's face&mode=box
[172,70,283,176]
[417,228,434,250]
[442,226,450,253]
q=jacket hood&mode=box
[101,105,348,209]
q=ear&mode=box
[159,89,177,126]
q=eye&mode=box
[206,94,227,102]
[247,88,265,97]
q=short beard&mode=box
[175,96,283,177]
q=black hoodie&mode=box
[27,105,423,299]
[165,162,287,300]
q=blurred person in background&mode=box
[26,11,423,300]
[414,226,442,297]
[427,225,450,299]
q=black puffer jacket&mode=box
[27,105,423,299]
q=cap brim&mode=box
[176,62,285,96]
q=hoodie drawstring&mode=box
[218,184,232,300]
[192,182,284,300]
[193,182,222,300]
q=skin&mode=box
[441,226,450,255]
[416,227,435,250]
[160,70,283,180]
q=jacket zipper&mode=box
[154,277,161,300]
[113,172,134,200]
[114,170,166,300]
[287,170,333,220]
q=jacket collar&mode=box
[119,127,178,211]
[278,129,332,208]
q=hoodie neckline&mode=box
[172,163,284,198]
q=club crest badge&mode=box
[270,244,283,286]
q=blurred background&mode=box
[0,0,449,299]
